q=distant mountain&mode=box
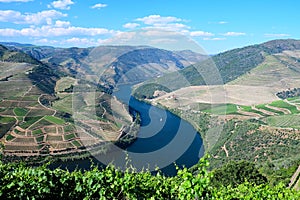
[0,44,40,65]
[0,45,58,94]
[0,44,132,157]
[132,39,300,179]
[0,42,35,48]
[103,48,206,87]
[133,39,300,98]
[2,42,207,89]
[0,42,207,159]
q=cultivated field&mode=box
[0,65,131,157]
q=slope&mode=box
[132,39,300,183]
[133,39,300,99]
[0,45,135,159]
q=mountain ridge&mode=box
[133,39,300,99]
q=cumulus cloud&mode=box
[190,31,214,37]
[203,37,226,41]
[34,38,59,45]
[123,23,140,29]
[91,3,107,9]
[136,15,183,25]
[100,29,205,53]
[132,15,190,33]
[64,37,101,46]
[0,25,114,37]
[35,37,106,47]
[0,10,66,25]
[222,32,246,36]
[149,23,190,32]
[101,31,137,44]
[0,0,32,2]
[49,0,74,10]
[126,15,218,40]
[264,33,290,37]
[55,20,70,27]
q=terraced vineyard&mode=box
[142,41,300,185]
[0,75,87,155]
[0,51,134,158]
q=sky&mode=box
[0,0,299,54]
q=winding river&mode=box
[51,85,204,176]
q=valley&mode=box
[0,39,300,190]
[0,43,205,164]
[133,39,300,185]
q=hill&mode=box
[133,39,300,184]
[2,43,207,89]
[133,39,300,98]
[0,45,136,160]
[0,43,205,162]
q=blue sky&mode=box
[0,0,299,54]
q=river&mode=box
[50,84,204,176]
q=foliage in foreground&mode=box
[0,157,299,200]
[210,160,268,188]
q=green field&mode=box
[46,135,63,142]
[13,107,28,116]
[35,135,44,143]
[32,129,43,135]
[265,114,300,128]
[64,133,76,140]
[269,100,300,114]
[44,116,65,125]
[203,104,238,115]
[19,116,42,129]
[26,108,55,117]
[0,116,15,123]
[255,104,284,115]
[71,140,81,147]
[20,95,39,101]
[6,134,15,141]
[52,94,73,114]
[64,125,76,133]
[29,119,54,129]
[240,106,270,117]
[55,76,76,93]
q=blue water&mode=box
[50,84,204,176]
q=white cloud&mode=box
[0,10,66,25]
[136,15,183,25]
[222,32,246,36]
[34,38,59,45]
[49,0,74,10]
[218,21,228,24]
[0,28,19,36]
[0,25,114,37]
[123,23,140,29]
[150,23,190,32]
[141,29,182,37]
[190,31,214,37]
[91,3,107,9]
[150,38,177,44]
[101,31,137,44]
[100,29,205,53]
[55,20,70,27]
[0,0,32,2]
[34,37,100,47]
[203,37,226,41]
[264,33,290,37]
[64,37,100,46]
[133,15,194,34]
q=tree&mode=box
[210,160,268,188]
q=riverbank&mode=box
[1,116,141,166]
